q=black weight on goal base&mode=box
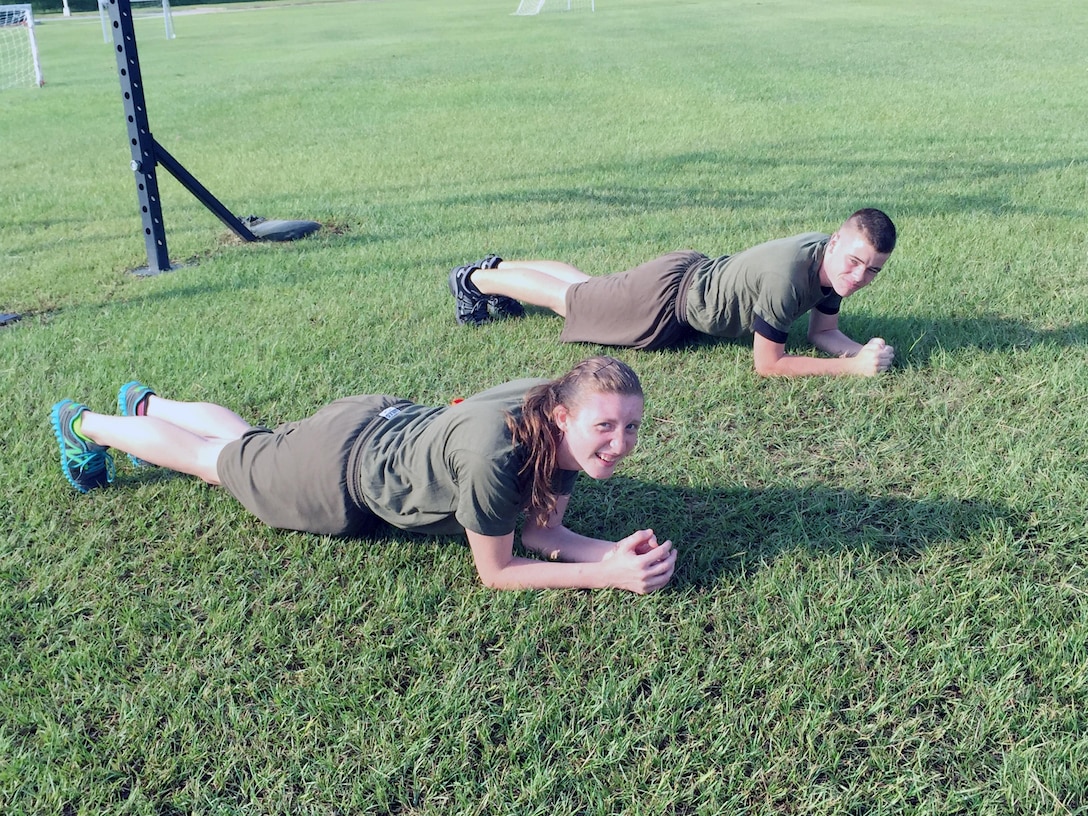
[104,0,319,276]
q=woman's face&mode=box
[553,391,644,479]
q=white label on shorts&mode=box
[378,406,402,420]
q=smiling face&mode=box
[819,223,892,298]
[552,390,644,480]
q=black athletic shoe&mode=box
[472,254,526,320]
[448,263,489,326]
[487,295,525,320]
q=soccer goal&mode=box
[513,0,595,15]
[100,0,174,41]
[0,5,43,89]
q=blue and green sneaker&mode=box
[117,381,156,467]
[51,399,115,493]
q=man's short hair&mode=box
[847,208,897,254]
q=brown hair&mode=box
[846,208,897,254]
[508,356,643,526]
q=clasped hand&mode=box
[855,337,895,375]
[603,529,676,594]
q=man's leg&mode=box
[472,261,591,317]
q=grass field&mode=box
[3,0,1088,812]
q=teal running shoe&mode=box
[51,399,115,493]
[117,381,156,467]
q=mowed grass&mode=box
[2,0,1088,812]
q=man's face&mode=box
[820,226,891,298]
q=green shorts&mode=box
[560,251,705,350]
[217,394,406,537]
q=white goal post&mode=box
[100,0,175,42]
[513,0,595,15]
[0,4,43,89]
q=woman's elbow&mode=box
[476,570,506,590]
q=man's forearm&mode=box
[808,328,863,357]
[755,352,866,377]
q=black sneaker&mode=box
[487,295,525,320]
[448,263,489,326]
[473,255,526,320]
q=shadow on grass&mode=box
[791,312,1088,365]
[108,468,1007,593]
[875,315,1088,359]
[363,149,1088,224]
[650,311,1088,367]
[570,476,1009,590]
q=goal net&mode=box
[513,0,595,15]
[99,0,175,42]
[0,5,43,89]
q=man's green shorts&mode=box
[560,250,704,351]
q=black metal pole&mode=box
[105,0,262,274]
[105,0,172,273]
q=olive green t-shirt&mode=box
[355,379,578,537]
[683,232,833,338]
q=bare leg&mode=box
[472,261,591,317]
[142,395,252,441]
[80,400,253,484]
[496,260,590,284]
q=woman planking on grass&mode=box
[50,357,675,593]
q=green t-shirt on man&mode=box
[683,232,839,341]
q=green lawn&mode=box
[2,0,1088,812]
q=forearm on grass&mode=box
[752,335,866,377]
[466,529,614,590]
[521,522,617,563]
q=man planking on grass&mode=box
[448,208,897,377]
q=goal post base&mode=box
[130,262,189,278]
[240,216,322,242]
[128,215,321,276]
